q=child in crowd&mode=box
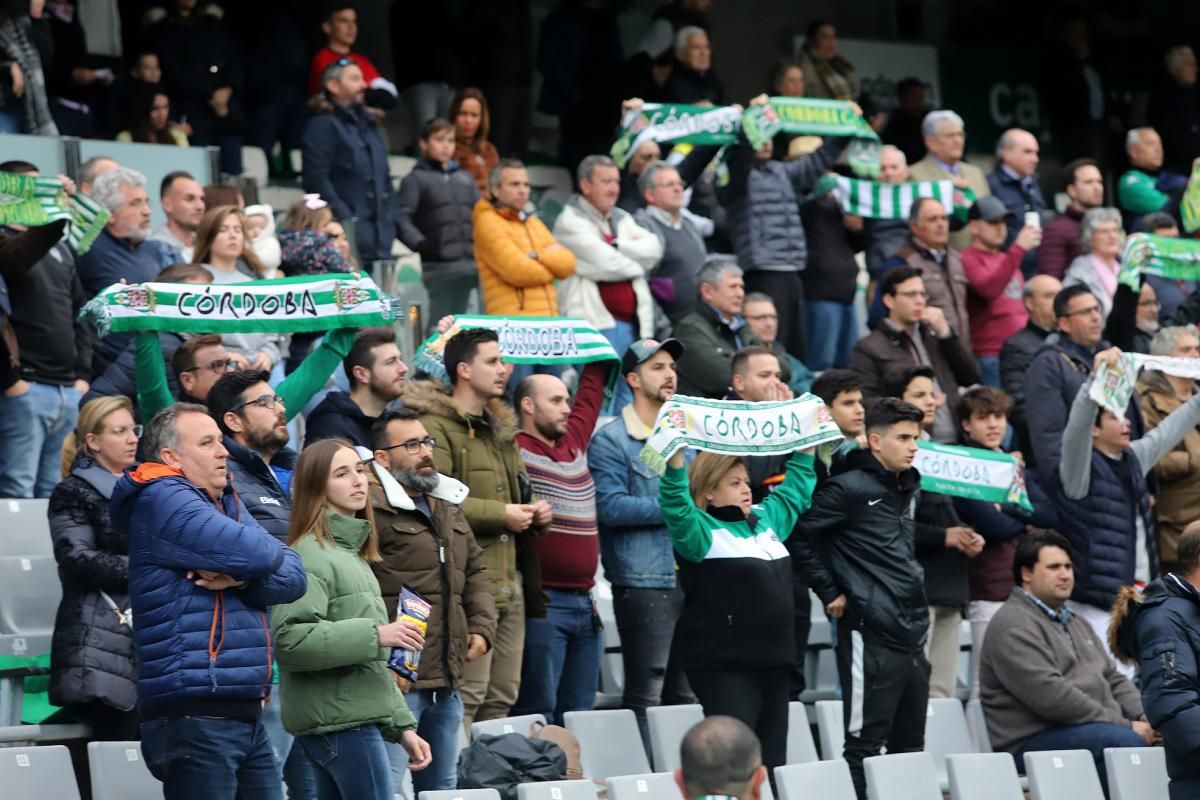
[396,117,481,328]
[243,203,282,278]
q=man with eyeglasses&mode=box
[172,335,237,406]
[849,265,980,444]
[1024,284,1147,474]
[366,407,496,793]
[634,161,707,323]
[741,293,812,395]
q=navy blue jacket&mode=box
[1117,575,1200,795]
[110,464,306,719]
[304,390,376,449]
[302,103,394,262]
[225,437,296,543]
[987,166,1046,274]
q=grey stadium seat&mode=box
[88,741,161,800]
[0,498,52,558]
[471,713,546,740]
[946,752,1025,800]
[787,701,820,764]
[1023,749,1104,800]
[564,709,650,780]
[646,703,704,771]
[516,780,599,799]
[419,790,501,800]
[606,772,684,800]
[775,759,857,800]
[814,700,844,760]
[0,745,81,800]
[863,751,941,800]
[1104,746,1169,800]
[924,698,976,788]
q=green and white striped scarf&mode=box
[912,441,1032,512]
[0,172,109,254]
[1119,233,1200,290]
[638,394,844,474]
[79,273,399,336]
[413,315,620,383]
[812,174,975,221]
[1090,353,1200,416]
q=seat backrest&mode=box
[0,499,51,558]
[606,772,684,800]
[923,698,976,784]
[0,556,60,660]
[418,790,501,800]
[814,700,844,761]
[965,698,992,754]
[1023,749,1104,800]
[516,780,599,800]
[87,742,161,800]
[787,701,819,764]
[647,704,704,771]
[470,713,546,740]
[1104,746,1169,800]
[864,751,942,800]
[564,709,650,780]
[775,759,857,800]
[945,753,1025,800]
[0,745,81,799]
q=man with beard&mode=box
[509,359,612,723]
[587,338,695,747]
[368,408,496,793]
[306,327,409,447]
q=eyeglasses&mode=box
[378,437,437,455]
[183,358,237,374]
[105,424,143,439]
[1062,304,1102,318]
[235,394,285,412]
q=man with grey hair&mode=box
[1150,46,1200,176]
[78,155,118,196]
[110,402,307,799]
[910,109,991,250]
[675,716,768,800]
[663,26,724,105]
[987,129,1046,272]
[672,260,761,397]
[634,160,706,322]
[554,154,662,384]
[1118,127,1191,230]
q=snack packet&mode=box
[387,586,431,682]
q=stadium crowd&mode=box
[9,0,1200,799]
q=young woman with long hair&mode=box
[116,82,188,145]
[448,87,498,193]
[271,439,431,800]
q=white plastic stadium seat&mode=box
[646,703,703,771]
[516,780,598,799]
[787,701,819,764]
[88,741,161,800]
[1023,749,1104,800]
[0,745,81,800]
[1104,746,1169,800]
[774,760,857,800]
[945,752,1024,800]
[471,713,546,740]
[564,709,650,780]
[814,700,844,760]
[606,772,684,800]
[863,751,941,800]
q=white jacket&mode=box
[553,195,663,337]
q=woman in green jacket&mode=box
[660,445,816,778]
[271,438,432,800]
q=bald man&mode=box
[987,128,1047,275]
[999,274,1063,463]
[676,716,768,800]
[511,361,612,723]
[1118,127,1192,230]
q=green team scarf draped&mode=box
[913,441,1032,511]
[413,315,620,383]
[0,172,110,254]
[638,394,844,474]
[1118,233,1200,290]
[79,273,399,336]
[1181,162,1200,234]
[810,174,976,222]
[1090,354,1200,416]
[609,98,879,175]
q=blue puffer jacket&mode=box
[718,136,847,271]
[225,437,296,543]
[1114,575,1200,798]
[110,463,307,719]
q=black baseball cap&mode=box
[621,337,684,375]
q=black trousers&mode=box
[836,623,930,800]
[744,270,807,362]
[789,574,814,700]
[687,667,790,776]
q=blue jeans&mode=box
[977,354,1001,387]
[385,688,464,793]
[511,588,602,724]
[261,686,317,799]
[298,724,393,800]
[805,300,857,371]
[140,716,283,800]
[0,107,24,133]
[601,321,637,414]
[0,382,80,497]
[1014,721,1145,796]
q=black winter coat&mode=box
[998,321,1051,463]
[47,460,136,712]
[395,159,479,264]
[915,488,969,609]
[304,390,376,449]
[800,448,929,652]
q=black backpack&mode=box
[456,732,568,799]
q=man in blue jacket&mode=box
[302,59,395,263]
[987,128,1046,276]
[110,403,307,799]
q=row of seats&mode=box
[0,742,1168,800]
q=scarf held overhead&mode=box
[638,394,844,474]
[812,174,976,222]
[1119,233,1200,290]
[79,273,399,336]
[912,441,1033,512]
[0,172,109,253]
[1090,353,1200,416]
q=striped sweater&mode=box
[515,363,608,590]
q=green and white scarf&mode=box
[1181,162,1200,234]
[1118,233,1200,291]
[79,272,398,336]
[912,441,1033,512]
[413,315,620,382]
[638,394,844,474]
[0,172,109,254]
[812,174,975,222]
[1090,353,1200,416]
[609,97,879,175]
